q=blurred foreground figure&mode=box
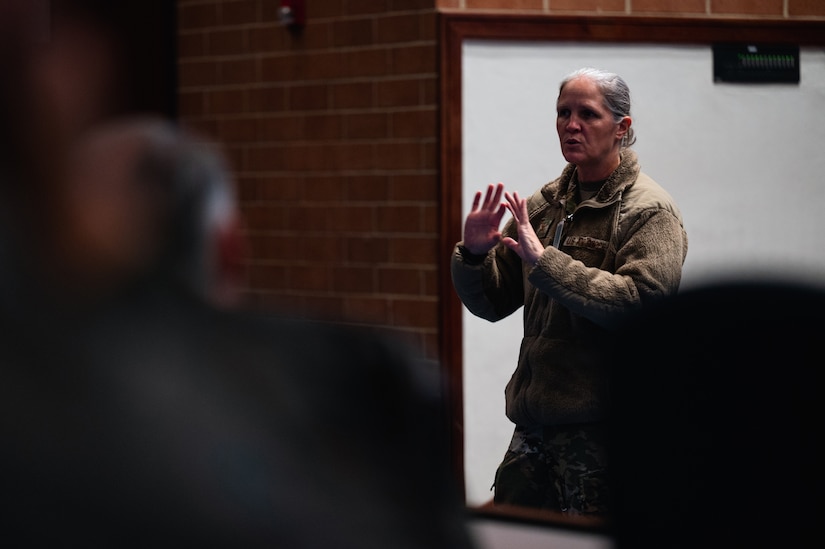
[48,117,246,309]
[606,281,825,549]
[0,117,474,547]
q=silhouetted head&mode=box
[606,280,825,548]
[53,117,246,307]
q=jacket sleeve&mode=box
[528,207,688,329]
[450,238,526,323]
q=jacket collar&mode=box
[544,149,641,205]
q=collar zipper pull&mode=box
[552,213,573,248]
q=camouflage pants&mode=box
[492,422,609,516]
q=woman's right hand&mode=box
[462,182,507,255]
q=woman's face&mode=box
[556,76,629,180]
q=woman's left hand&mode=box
[502,192,545,266]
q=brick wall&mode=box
[176,0,825,364]
[177,0,441,357]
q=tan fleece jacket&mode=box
[451,150,688,426]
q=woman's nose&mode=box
[565,116,581,131]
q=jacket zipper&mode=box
[552,213,573,248]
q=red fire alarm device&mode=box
[279,0,305,29]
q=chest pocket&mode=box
[563,235,609,267]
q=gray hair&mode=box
[559,67,636,148]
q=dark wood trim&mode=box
[437,11,825,508]
[437,10,467,500]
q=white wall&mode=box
[461,41,825,506]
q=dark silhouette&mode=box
[0,4,474,542]
[606,281,825,548]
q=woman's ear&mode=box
[617,116,632,140]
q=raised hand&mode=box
[462,182,507,255]
[501,191,545,265]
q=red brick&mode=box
[219,0,260,25]
[387,0,435,10]
[373,141,424,170]
[205,89,246,114]
[346,48,391,78]
[390,298,438,329]
[344,175,390,201]
[306,51,352,80]
[327,142,376,171]
[247,86,287,113]
[302,176,347,201]
[301,235,345,263]
[376,13,421,44]
[465,0,543,9]
[343,297,391,324]
[345,112,389,139]
[256,176,303,202]
[256,115,305,141]
[422,268,438,296]
[392,109,436,138]
[246,145,288,171]
[294,21,335,50]
[219,57,258,84]
[420,141,437,171]
[217,117,257,142]
[332,81,375,109]
[261,55,301,82]
[348,0,391,16]
[376,78,422,108]
[388,174,438,202]
[376,205,426,233]
[388,236,438,264]
[288,84,329,110]
[247,263,288,289]
[306,0,347,19]
[420,204,438,233]
[206,28,247,56]
[391,44,436,75]
[711,0,783,15]
[248,24,288,52]
[332,18,374,48]
[789,0,825,16]
[292,204,373,233]
[421,75,437,104]
[549,0,625,11]
[346,236,390,263]
[378,267,423,295]
[289,265,332,292]
[333,267,377,293]
[632,0,705,13]
[242,203,287,231]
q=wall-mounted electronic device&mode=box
[713,43,800,84]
